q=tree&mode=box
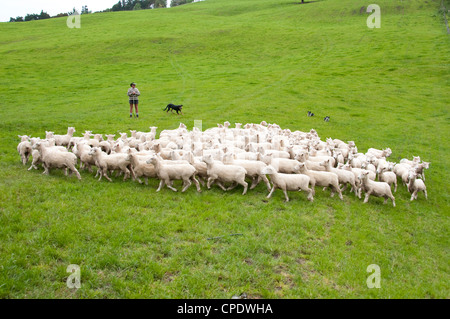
[24,13,39,21]
[39,10,51,19]
[134,3,142,10]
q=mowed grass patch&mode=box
[0,0,449,298]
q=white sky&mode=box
[0,0,121,22]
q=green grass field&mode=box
[0,0,449,298]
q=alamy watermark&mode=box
[366,264,381,288]
[66,264,81,289]
[194,120,203,132]
[66,10,81,29]
[367,4,381,29]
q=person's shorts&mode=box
[129,100,139,104]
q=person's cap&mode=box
[130,82,136,86]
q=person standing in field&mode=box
[128,82,140,118]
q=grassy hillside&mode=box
[0,0,449,298]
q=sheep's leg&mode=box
[283,189,290,202]
[207,177,215,189]
[64,168,69,176]
[42,164,50,175]
[249,176,258,190]
[364,192,371,203]
[216,181,227,191]
[227,182,238,191]
[335,183,344,200]
[192,176,202,192]
[181,178,191,192]
[411,190,417,201]
[394,180,397,193]
[267,186,276,199]
[129,165,136,180]
[306,188,314,202]
[71,166,82,180]
[424,189,428,199]
[261,174,271,192]
[166,179,178,192]
[341,184,348,192]
[240,180,248,195]
[122,167,131,181]
[102,168,112,182]
[156,180,165,192]
[145,177,148,185]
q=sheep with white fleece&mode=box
[33,142,81,180]
[146,154,201,192]
[54,127,76,147]
[261,165,313,202]
[358,171,395,207]
[17,135,32,165]
[294,162,343,200]
[202,154,248,195]
[88,147,134,182]
[407,170,427,201]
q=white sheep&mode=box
[377,164,397,192]
[76,142,96,173]
[223,153,271,191]
[88,147,134,182]
[33,142,81,180]
[127,153,157,185]
[261,165,313,202]
[54,127,76,147]
[319,159,358,196]
[358,171,395,207]
[146,155,201,192]
[17,135,32,165]
[407,171,427,201]
[294,162,343,200]
[202,154,248,195]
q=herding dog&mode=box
[163,104,183,115]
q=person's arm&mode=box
[135,88,140,96]
[127,88,133,96]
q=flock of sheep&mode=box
[16,121,430,206]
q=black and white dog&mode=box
[163,103,183,115]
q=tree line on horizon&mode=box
[9,0,194,23]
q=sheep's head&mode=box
[358,171,369,181]
[202,154,213,164]
[407,170,417,183]
[18,135,30,142]
[146,155,158,165]
[68,127,76,133]
[261,165,276,175]
[32,142,41,150]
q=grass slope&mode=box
[0,0,449,298]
